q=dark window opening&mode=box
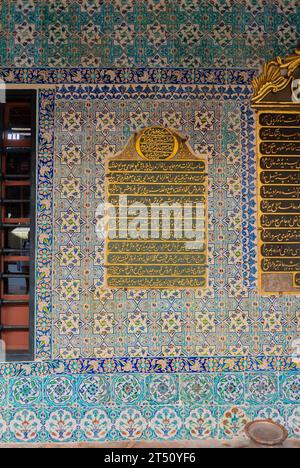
[0,91,36,361]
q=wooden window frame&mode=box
[0,90,36,362]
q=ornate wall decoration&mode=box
[0,0,299,444]
[105,127,207,289]
[0,0,298,69]
[252,49,300,104]
[252,50,300,294]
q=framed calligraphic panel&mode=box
[257,111,300,293]
[252,49,300,294]
[105,127,208,289]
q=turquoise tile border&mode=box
[0,372,298,442]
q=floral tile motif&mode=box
[219,406,251,440]
[246,373,279,405]
[79,407,112,442]
[0,373,299,442]
[146,375,179,405]
[112,375,144,405]
[149,406,184,440]
[10,378,42,407]
[184,406,218,440]
[78,375,111,406]
[44,375,76,406]
[180,374,214,405]
[280,374,300,404]
[253,406,286,428]
[44,407,78,443]
[0,379,8,406]
[0,409,8,444]
[215,374,245,405]
[114,406,148,440]
[286,406,300,438]
[8,408,43,443]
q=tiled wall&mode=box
[0,372,299,443]
[0,0,299,443]
[0,0,299,68]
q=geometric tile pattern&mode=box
[48,83,300,360]
[0,0,299,69]
[0,372,298,442]
[1,0,300,444]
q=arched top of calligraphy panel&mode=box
[109,126,206,163]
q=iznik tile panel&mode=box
[0,0,299,69]
[0,0,299,445]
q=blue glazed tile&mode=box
[79,406,112,442]
[9,377,42,407]
[215,374,244,405]
[44,375,76,406]
[112,374,144,405]
[8,406,44,443]
[246,373,279,405]
[280,373,300,404]
[146,375,179,404]
[77,375,111,406]
[183,406,218,440]
[252,406,286,428]
[44,406,79,443]
[219,406,252,440]
[113,405,149,441]
[179,374,214,405]
[148,405,184,441]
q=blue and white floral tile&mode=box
[245,373,279,405]
[218,406,251,440]
[179,374,214,405]
[147,405,184,441]
[111,374,145,406]
[183,406,218,440]
[77,374,111,407]
[145,374,179,405]
[9,377,42,407]
[44,406,79,443]
[214,374,245,406]
[79,406,112,442]
[252,406,287,428]
[112,405,149,441]
[286,406,300,438]
[280,373,300,405]
[7,406,45,444]
[44,375,77,407]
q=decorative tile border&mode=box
[0,372,298,442]
[0,357,299,379]
[34,83,300,363]
[54,83,253,101]
[0,67,257,86]
[35,89,55,360]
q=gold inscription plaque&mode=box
[105,127,208,289]
[257,110,300,294]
